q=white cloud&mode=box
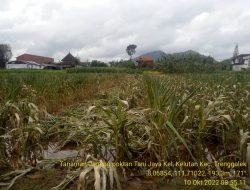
[0,0,250,61]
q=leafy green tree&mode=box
[0,44,12,68]
[90,60,108,67]
[74,56,81,65]
[126,44,137,60]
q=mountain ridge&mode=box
[135,50,218,63]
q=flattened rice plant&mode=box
[99,100,132,162]
[0,86,48,169]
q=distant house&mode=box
[60,53,79,68]
[232,54,250,71]
[231,44,250,71]
[136,56,154,69]
[6,53,57,69]
[7,60,47,69]
[16,54,54,64]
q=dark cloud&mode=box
[0,0,249,61]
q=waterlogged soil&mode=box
[44,144,84,159]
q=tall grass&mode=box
[0,70,124,113]
[66,67,143,74]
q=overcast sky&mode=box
[1,0,250,62]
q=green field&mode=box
[0,69,128,113]
[0,69,249,190]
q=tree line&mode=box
[156,54,232,73]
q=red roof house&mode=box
[16,54,54,64]
[136,55,154,69]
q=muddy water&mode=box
[43,144,84,159]
[43,144,114,160]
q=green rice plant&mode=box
[143,75,174,112]
[143,75,196,162]
[0,70,126,113]
[66,67,143,74]
[164,73,250,161]
[98,100,132,162]
[192,95,229,159]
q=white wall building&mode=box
[6,61,46,69]
[232,54,250,71]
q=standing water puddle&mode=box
[43,144,84,159]
[43,144,114,160]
